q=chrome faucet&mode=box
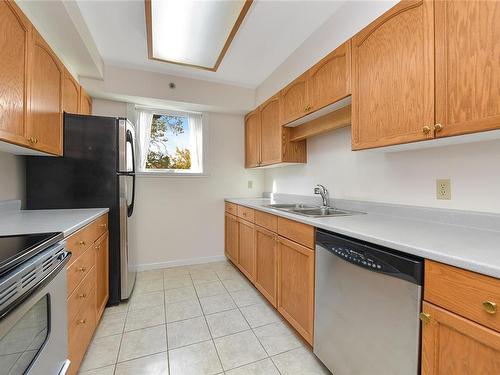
[314,184,330,207]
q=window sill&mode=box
[136,171,209,178]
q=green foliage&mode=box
[146,115,191,170]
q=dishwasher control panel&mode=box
[330,246,400,274]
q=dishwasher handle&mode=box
[316,229,423,285]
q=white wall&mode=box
[264,128,500,213]
[0,152,25,202]
[92,100,264,268]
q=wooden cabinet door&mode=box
[259,94,281,165]
[0,0,31,148]
[80,86,92,115]
[277,236,314,344]
[308,40,351,112]
[224,213,239,264]
[279,72,310,125]
[95,232,109,322]
[254,226,278,307]
[244,109,261,168]
[237,218,255,282]
[28,29,63,155]
[351,0,434,150]
[421,302,500,375]
[63,68,80,114]
[434,1,500,138]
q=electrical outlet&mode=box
[247,180,253,189]
[436,179,451,200]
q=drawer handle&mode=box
[482,301,497,315]
[78,293,87,299]
[77,319,87,325]
[78,240,86,245]
[419,312,431,324]
[100,223,107,228]
[77,267,87,272]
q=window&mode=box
[136,109,204,175]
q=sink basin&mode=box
[265,203,317,210]
[289,207,357,217]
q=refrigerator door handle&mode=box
[128,174,135,217]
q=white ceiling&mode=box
[76,0,345,88]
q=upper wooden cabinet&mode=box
[434,0,500,138]
[260,95,281,165]
[279,72,310,125]
[351,0,435,150]
[27,28,64,155]
[308,40,351,113]
[244,109,261,168]
[80,85,92,115]
[63,68,80,114]
[0,0,31,148]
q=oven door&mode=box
[0,256,70,375]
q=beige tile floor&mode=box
[79,260,330,375]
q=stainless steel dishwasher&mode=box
[314,229,424,375]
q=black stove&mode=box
[0,232,64,277]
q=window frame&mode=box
[135,109,209,178]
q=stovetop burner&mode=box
[0,232,63,277]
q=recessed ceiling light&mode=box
[145,0,253,71]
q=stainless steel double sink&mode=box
[264,203,363,218]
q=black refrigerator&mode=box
[26,113,136,305]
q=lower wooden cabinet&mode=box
[224,213,239,264]
[237,218,256,282]
[277,236,315,345]
[95,231,109,322]
[421,301,500,375]
[66,213,109,375]
[254,225,278,307]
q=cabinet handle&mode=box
[304,105,311,112]
[482,301,497,315]
[78,240,86,245]
[422,126,431,135]
[78,293,87,299]
[33,137,38,144]
[77,267,87,272]
[100,223,107,228]
[419,312,431,324]
[77,319,87,325]
[434,123,443,133]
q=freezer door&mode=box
[119,174,136,300]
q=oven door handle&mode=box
[59,359,71,375]
[0,251,71,319]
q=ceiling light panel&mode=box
[146,0,252,71]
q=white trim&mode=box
[135,106,202,116]
[136,171,210,178]
[134,255,227,272]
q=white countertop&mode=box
[0,204,109,237]
[226,198,500,279]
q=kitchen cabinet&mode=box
[421,260,500,374]
[244,109,260,168]
[63,68,80,114]
[421,302,500,375]
[224,212,239,264]
[254,225,278,307]
[237,217,255,281]
[27,28,64,155]
[308,40,351,112]
[351,0,435,150]
[66,213,108,375]
[95,231,109,322]
[434,0,500,138]
[279,72,310,125]
[0,0,31,149]
[80,85,92,115]
[277,235,315,345]
[260,95,281,165]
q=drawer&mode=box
[94,213,108,239]
[68,289,96,375]
[67,248,95,298]
[66,223,95,263]
[225,202,238,215]
[237,205,254,222]
[255,210,277,232]
[425,260,500,332]
[67,267,95,323]
[277,217,315,249]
